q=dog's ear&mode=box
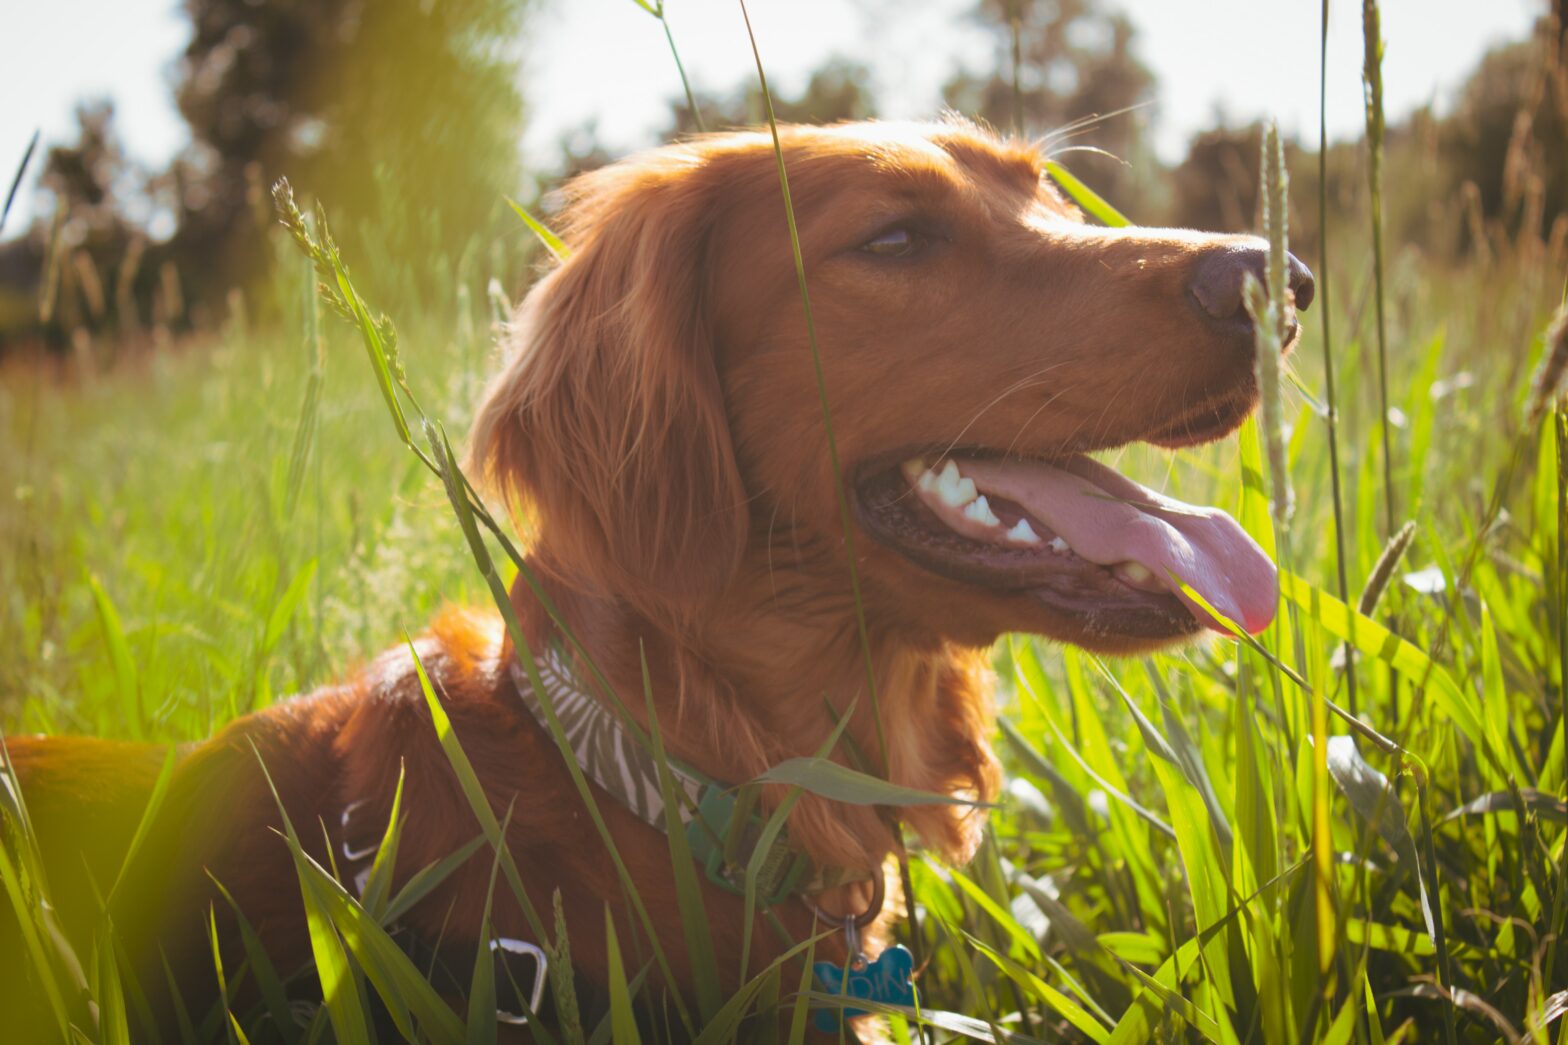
[469,155,746,611]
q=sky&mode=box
[0,0,1543,231]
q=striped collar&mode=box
[507,642,857,904]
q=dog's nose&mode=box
[1190,245,1315,320]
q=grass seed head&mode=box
[1247,121,1296,528]
[1524,301,1568,430]
[1358,519,1417,616]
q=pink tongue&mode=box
[959,455,1278,634]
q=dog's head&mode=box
[471,120,1310,652]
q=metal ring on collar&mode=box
[801,870,886,931]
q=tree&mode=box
[1438,14,1567,247]
[944,0,1156,209]
[31,102,148,339]
[667,57,877,137]
[168,0,531,308]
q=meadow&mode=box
[4,6,1568,1043]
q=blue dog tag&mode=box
[812,944,915,1032]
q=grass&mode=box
[4,7,1568,1044]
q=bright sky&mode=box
[0,0,1542,231]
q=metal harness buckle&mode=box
[340,800,549,1025]
[491,938,549,1025]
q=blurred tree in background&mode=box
[668,56,877,136]
[169,0,531,311]
[547,58,875,189]
[1438,14,1567,247]
[2,1,1565,351]
[944,0,1157,210]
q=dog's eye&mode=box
[860,227,929,258]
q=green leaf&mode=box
[1322,734,1433,944]
[753,757,993,807]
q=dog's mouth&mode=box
[854,447,1278,641]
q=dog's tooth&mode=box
[1116,561,1155,584]
[1047,536,1070,555]
[901,457,926,482]
[1005,519,1041,545]
[962,495,1000,527]
[935,461,977,508]
[917,469,938,494]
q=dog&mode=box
[1,119,1311,1040]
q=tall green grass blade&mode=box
[261,559,317,655]
[406,636,553,937]
[1278,570,1506,775]
[1362,0,1397,536]
[737,0,887,775]
[418,425,689,1032]
[205,905,240,1045]
[464,808,508,1045]
[248,747,376,1045]
[159,949,200,1045]
[207,874,296,1044]
[639,643,722,1021]
[689,934,828,1045]
[93,929,131,1045]
[1317,0,1357,716]
[288,797,472,1042]
[88,573,142,738]
[106,747,177,908]
[946,864,1041,962]
[356,761,405,920]
[738,701,855,979]
[586,963,650,1045]
[1042,160,1130,227]
[965,933,1111,1043]
[804,993,1043,1043]
[605,906,643,1045]
[382,833,487,925]
[505,197,570,262]
[1,130,38,234]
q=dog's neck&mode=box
[506,554,999,877]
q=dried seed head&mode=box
[1261,121,1291,331]
[1525,302,1568,431]
[1244,270,1294,526]
[1358,519,1417,617]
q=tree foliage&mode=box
[167,0,531,306]
[944,0,1156,206]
